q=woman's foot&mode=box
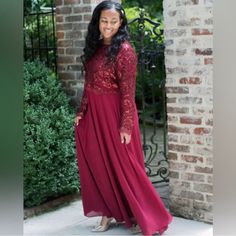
[91,216,113,232]
[130,224,142,234]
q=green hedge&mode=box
[24,60,80,208]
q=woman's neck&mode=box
[103,39,111,45]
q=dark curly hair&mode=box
[81,0,130,66]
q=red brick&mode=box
[192,28,213,35]
[166,86,189,94]
[56,31,64,39]
[180,190,204,201]
[204,57,213,64]
[167,106,189,114]
[180,116,202,125]
[65,15,82,22]
[56,6,72,14]
[177,17,201,26]
[59,72,76,80]
[169,162,190,171]
[167,115,178,123]
[57,55,75,64]
[181,155,204,163]
[195,147,212,157]
[192,107,213,115]
[166,67,188,75]
[170,197,192,207]
[168,152,178,160]
[194,127,212,135]
[72,23,88,31]
[57,65,67,71]
[57,40,73,47]
[181,172,205,182]
[165,29,187,38]
[169,171,179,179]
[168,143,190,153]
[195,166,213,174]
[180,135,205,145]
[74,40,85,48]
[57,48,64,55]
[66,64,81,71]
[194,183,213,193]
[55,0,62,5]
[56,23,73,31]
[64,0,81,4]
[195,48,213,55]
[196,138,204,145]
[168,125,190,134]
[193,200,213,211]
[168,134,178,142]
[179,77,201,84]
[74,6,92,13]
[167,97,177,103]
[178,97,202,104]
[56,16,63,23]
[170,181,191,192]
[66,48,82,55]
[84,14,92,21]
[176,0,199,6]
[65,31,83,39]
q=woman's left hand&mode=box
[120,132,131,144]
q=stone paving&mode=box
[24,199,213,236]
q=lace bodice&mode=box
[77,41,137,135]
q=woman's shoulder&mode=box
[117,40,137,59]
[119,40,135,52]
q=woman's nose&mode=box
[105,22,112,28]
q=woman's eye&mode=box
[100,20,117,25]
[100,20,107,24]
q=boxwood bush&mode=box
[24,60,80,208]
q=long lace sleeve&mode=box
[76,80,88,118]
[116,42,138,135]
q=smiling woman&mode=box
[74,1,173,235]
[99,9,123,45]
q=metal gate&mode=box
[24,1,57,74]
[128,10,169,184]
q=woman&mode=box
[74,1,173,235]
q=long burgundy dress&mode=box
[74,41,173,235]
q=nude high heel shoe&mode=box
[91,217,113,232]
[130,224,142,234]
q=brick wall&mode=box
[55,0,111,108]
[163,0,213,223]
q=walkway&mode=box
[24,199,213,236]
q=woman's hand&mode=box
[74,115,83,126]
[120,132,131,144]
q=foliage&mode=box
[123,4,166,122]
[24,60,80,208]
[24,0,54,15]
[24,0,56,72]
[122,0,163,19]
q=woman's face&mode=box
[99,9,122,44]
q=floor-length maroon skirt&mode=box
[74,88,173,235]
